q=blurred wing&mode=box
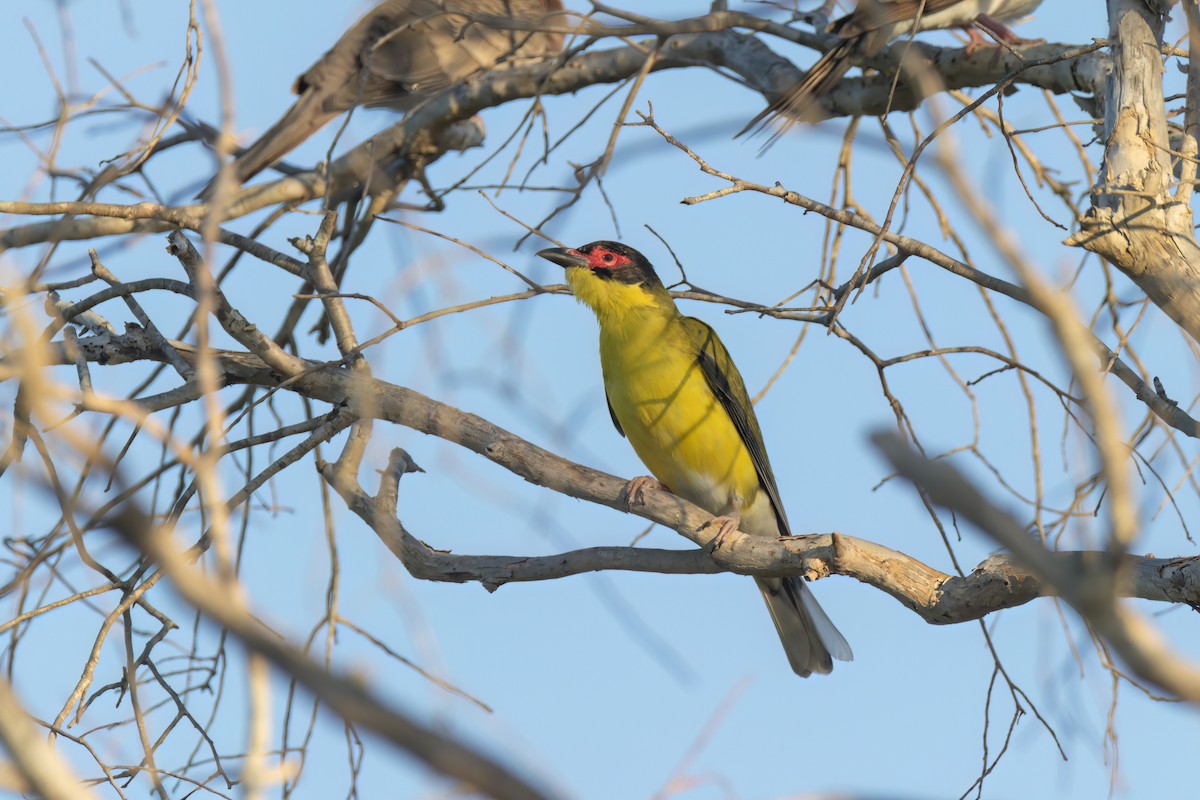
[363,0,564,101]
[207,0,564,192]
[364,8,468,98]
[682,316,791,537]
[292,0,422,108]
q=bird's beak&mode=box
[537,247,590,269]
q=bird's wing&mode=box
[207,0,563,192]
[605,391,625,438]
[292,1,415,104]
[356,0,564,102]
[362,6,473,98]
[682,316,791,538]
[288,0,449,111]
[290,0,507,108]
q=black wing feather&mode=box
[684,316,792,538]
[605,391,625,438]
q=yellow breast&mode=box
[598,310,759,517]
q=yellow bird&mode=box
[539,241,852,676]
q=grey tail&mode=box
[736,35,860,149]
[756,576,852,677]
[197,92,338,200]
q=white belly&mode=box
[889,0,1042,36]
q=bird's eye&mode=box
[602,253,615,263]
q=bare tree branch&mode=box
[0,676,96,800]
[874,430,1200,703]
[26,326,1200,629]
[103,483,552,800]
[1066,1,1200,344]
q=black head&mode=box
[537,241,663,288]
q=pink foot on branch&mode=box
[624,475,665,508]
[963,14,1043,57]
[963,27,992,56]
[701,494,744,551]
[702,512,743,551]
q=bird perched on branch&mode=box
[539,241,853,676]
[201,0,564,197]
[740,0,1043,142]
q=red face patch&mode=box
[579,245,632,271]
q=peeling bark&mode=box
[1066,0,1200,344]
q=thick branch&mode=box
[875,430,1200,703]
[0,27,1111,249]
[293,32,1110,201]
[104,490,550,800]
[323,448,1200,624]
[36,327,1200,626]
[0,677,94,800]
[1065,1,1200,344]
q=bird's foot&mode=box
[623,475,665,508]
[964,16,1042,57]
[701,511,742,552]
[977,13,1042,47]
[963,26,993,56]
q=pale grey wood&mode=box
[1066,0,1200,345]
[36,325,1200,629]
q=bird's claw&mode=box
[964,28,991,56]
[964,18,1042,58]
[1003,34,1044,49]
[702,514,742,552]
[624,475,665,508]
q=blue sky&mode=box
[2,2,1198,799]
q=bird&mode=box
[200,0,565,197]
[739,0,1044,141]
[538,241,853,676]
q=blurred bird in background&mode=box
[201,0,565,196]
[539,241,853,677]
[741,0,1044,142]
